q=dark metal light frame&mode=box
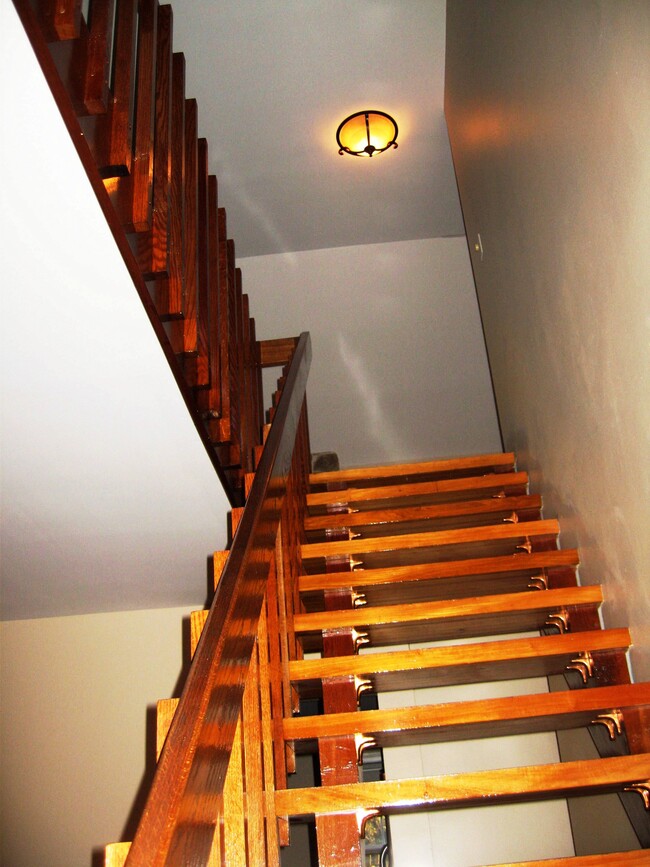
[336,110,399,157]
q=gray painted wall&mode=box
[446,0,650,683]
[241,238,502,468]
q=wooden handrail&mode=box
[124,332,311,866]
[12,0,282,504]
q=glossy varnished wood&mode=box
[309,451,516,487]
[301,519,560,570]
[124,334,311,866]
[490,852,650,866]
[105,842,131,867]
[275,753,650,819]
[82,0,113,114]
[299,549,580,609]
[306,471,529,511]
[97,0,137,174]
[259,336,299,368]
[304,493,542,536]
[283,682,650,747]
[295,585,603,649]
[289,628,631,695]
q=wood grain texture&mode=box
[163,51,185,320]
[275,753,650,817]
[189,610,208,658]
[99,0,137,173]
[283,682,650,746]
[316,592,363,867]
[129,0,157,233]
[258,604,281,859]
[301,519,560,562]
[307,471,529,509]
[299,549,580,608]
[83,0,114,113]
[242,647,265,866]
[309,452,516,486]
[180,98,200,364]
[304,494,542,534]
[104,842,132,867]
[490,851,650,866]
[295,585,603,649]
[223,719,245,865]
[51,0,82,40]
[259,337,299,368]
[156,698,179,761]
[289,628,631,694]
[124,335,311,866]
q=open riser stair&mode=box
[106,430,650,866]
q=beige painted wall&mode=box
[241,238,502,468]
[1,607,195,867]
[446,0,650,681]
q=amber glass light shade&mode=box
[336,110,398,157]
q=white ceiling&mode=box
[170,0,464,257]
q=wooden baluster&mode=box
[46,12,90,115]
[195,137,211,392]
[161,51,186,322]
[38,0,83,40]
[106,0,157,231]
[242,640,265,864]
[197,176,224,430]
[215,207,232,444]
[129,0,157,232]
[223,718,246,864]
[227,250,242,468]
[83,0,114,114]
[134,1,172,280]
[172,97,204,382]
[93,0,137,175]
[240,294,255,471]
[250,317,265,440]
[258,602,281,862]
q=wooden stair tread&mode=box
[283,682,650,746]
[304,493,542,535]
[289,628,630,694]
[294,585,602,649]
[275,753,650,818]
[307,471,529,511]
[299,549,580,608]
[488,851,649,866]
[301,519,560,569]
[309,451,516,487]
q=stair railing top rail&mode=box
[124,331,311,867]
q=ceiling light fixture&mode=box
[336,110,398,157]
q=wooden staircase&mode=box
[107,437,650,866]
